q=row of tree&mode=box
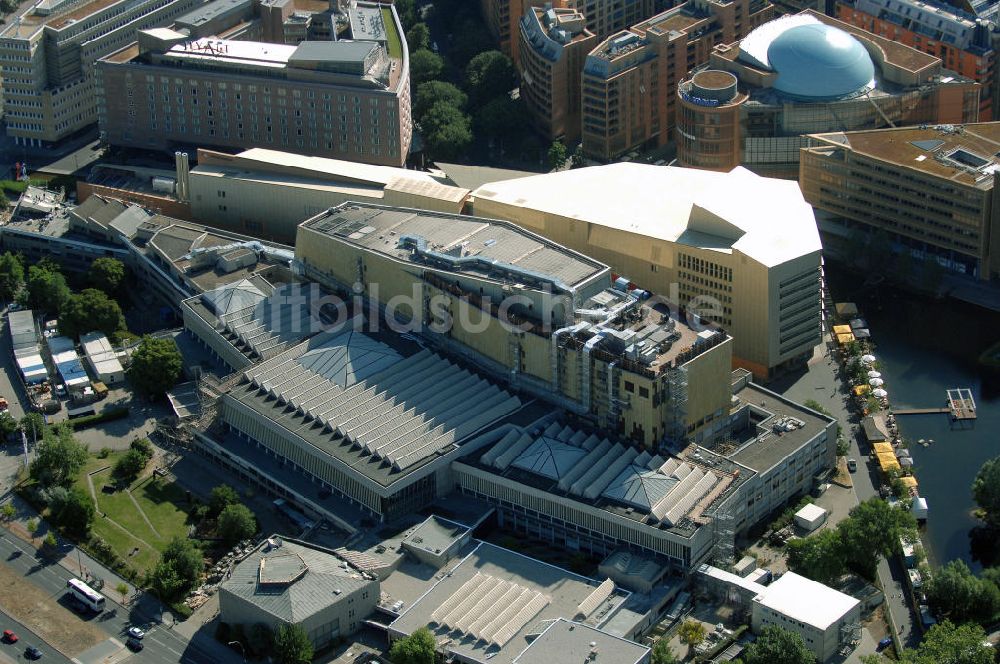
[786,497,918,584]
[216,621,313,664]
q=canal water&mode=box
[825,264,1000,570]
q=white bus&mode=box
[66,578,105,612]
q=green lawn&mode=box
[76,458,192,576]
[382,7,403,60]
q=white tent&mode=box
[867,370,882,378]
[869,378,884,387]
[873,388,888,398]
[862,354,876,363]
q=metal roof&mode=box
[767,23,875,100]
[512,618,649,664]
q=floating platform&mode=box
[895,388,976,421]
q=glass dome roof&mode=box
[766,23,875,100]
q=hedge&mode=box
[66,406,129,430]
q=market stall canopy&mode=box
[877,452,900,472]
[837,333,856,345]
[896,448,911,458]
[899,457,914,467]
[862,354,876,363]
[854,328,871,339]
[854,385,871,396]
[862,415,888,441]
[836,302,859,317]
[869,377,884,387]
[873,388,888,398]
[872,442,894,455]
[850,318,868,329]
[833,324,853,335]
[899,476,918,488]
[868,370,882,378]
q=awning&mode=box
[877,452,901,472]
[872,442,894,455]
[854,328,871,339]
[862,415,889,441]
[853,385,871,396]
[899,476,919,488]
[837,333,856,345]
[836,302,859,317]
[899,457,914,467]
[833,324,853,335]
[849,318,869,330]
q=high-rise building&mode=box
[579,0,772,161]
[519,6,597,142]
[836,0,998,120]
[481,0,664,65]
[801,122,1000,280]
[95,2,411,166]
[0,0,205,147]
[675,10,982,177]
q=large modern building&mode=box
[95,1,411,166]
[470,163,823,380]
[675,10,982,176]
[580,0,773,161]
[519,6,597,143]
[482,0,665,65]
[836,0,999,120]
[219,536,379,650]
[294,203,735,447]
[800,122,1000,280]
[0,0,204,147]
[751,571,861,661]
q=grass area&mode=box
[382,7,403,60]
[74,454,193,576]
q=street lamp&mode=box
[228,641,246,663]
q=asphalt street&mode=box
[0,531,218,664]
[0,608,73,664]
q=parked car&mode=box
[847,458,858,472]
[24,645,42,659]
[1,630,18,643]
[126,638,143,652]
[127,626,145,640]
[877,637,893,651]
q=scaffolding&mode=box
[664,366,688,449]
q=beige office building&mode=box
[296,203,735,447]
[801,123,1000,280]
[185,147,468,243]
[581,0,772,161]
[95,3,410,166]
[0,0,204,146]
[471,163,823,379]
[519,6,596,143]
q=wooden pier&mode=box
[894,388,977,421]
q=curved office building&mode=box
[675,10,981,176]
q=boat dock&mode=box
[894,388,977,421]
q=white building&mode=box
[751,571,861,661]
[80,332,125,385]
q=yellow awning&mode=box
[899,476,919,488]
[838,333,856,344]
[872,442,894,455]
[854,385,871,396]
[877,452,900,472]
[833,325,853,335]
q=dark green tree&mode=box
[151,537,203,601]
[48,487,95,539]
[421,101,473,161]
[839,497,917,579]
[88,257,126,296]
[59,288,127,340]
[128,336,183,398]
[547,141,568,171]
[742,625,815,664]
[465,50,516,105]
[274,624,313,664]
[0,412,17,439]
[449,16,493,64]
[414,80,467,120]
[474,95,524,138]
[410,48,444,85]
[26,264,70,315]
[863,620,995,664]
[651,639,680,664]
[0,251,24,301]
[924,560,1000,626]
[247,623,273,657]
[571,144,586,169]
[406,22,430,52]
[786,528,846,585]
[217,504,257,545]
[209,484,240,518]
[113,448,149,484]
[393,0,416,28]
[30,425,88,488]
[19,412,45,439]
[973,456,1000,527]
[390,626,436,664]
[130,437,153,461]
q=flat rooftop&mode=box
[512,618,649,664]
[804,10,939,74]
[808,123,1000,189]
[403,516,470,557]
[725,382,833,474]
[175,0,251,28]
[390,541,633,664]
[227,324,531,482]
[472,165,821,268]
[753,571,860,630]
[300,204,608,291]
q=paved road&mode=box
[0,531,219,664]
[773,338,920,651]
[0,607,73,664]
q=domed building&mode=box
[675,10,981,176]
